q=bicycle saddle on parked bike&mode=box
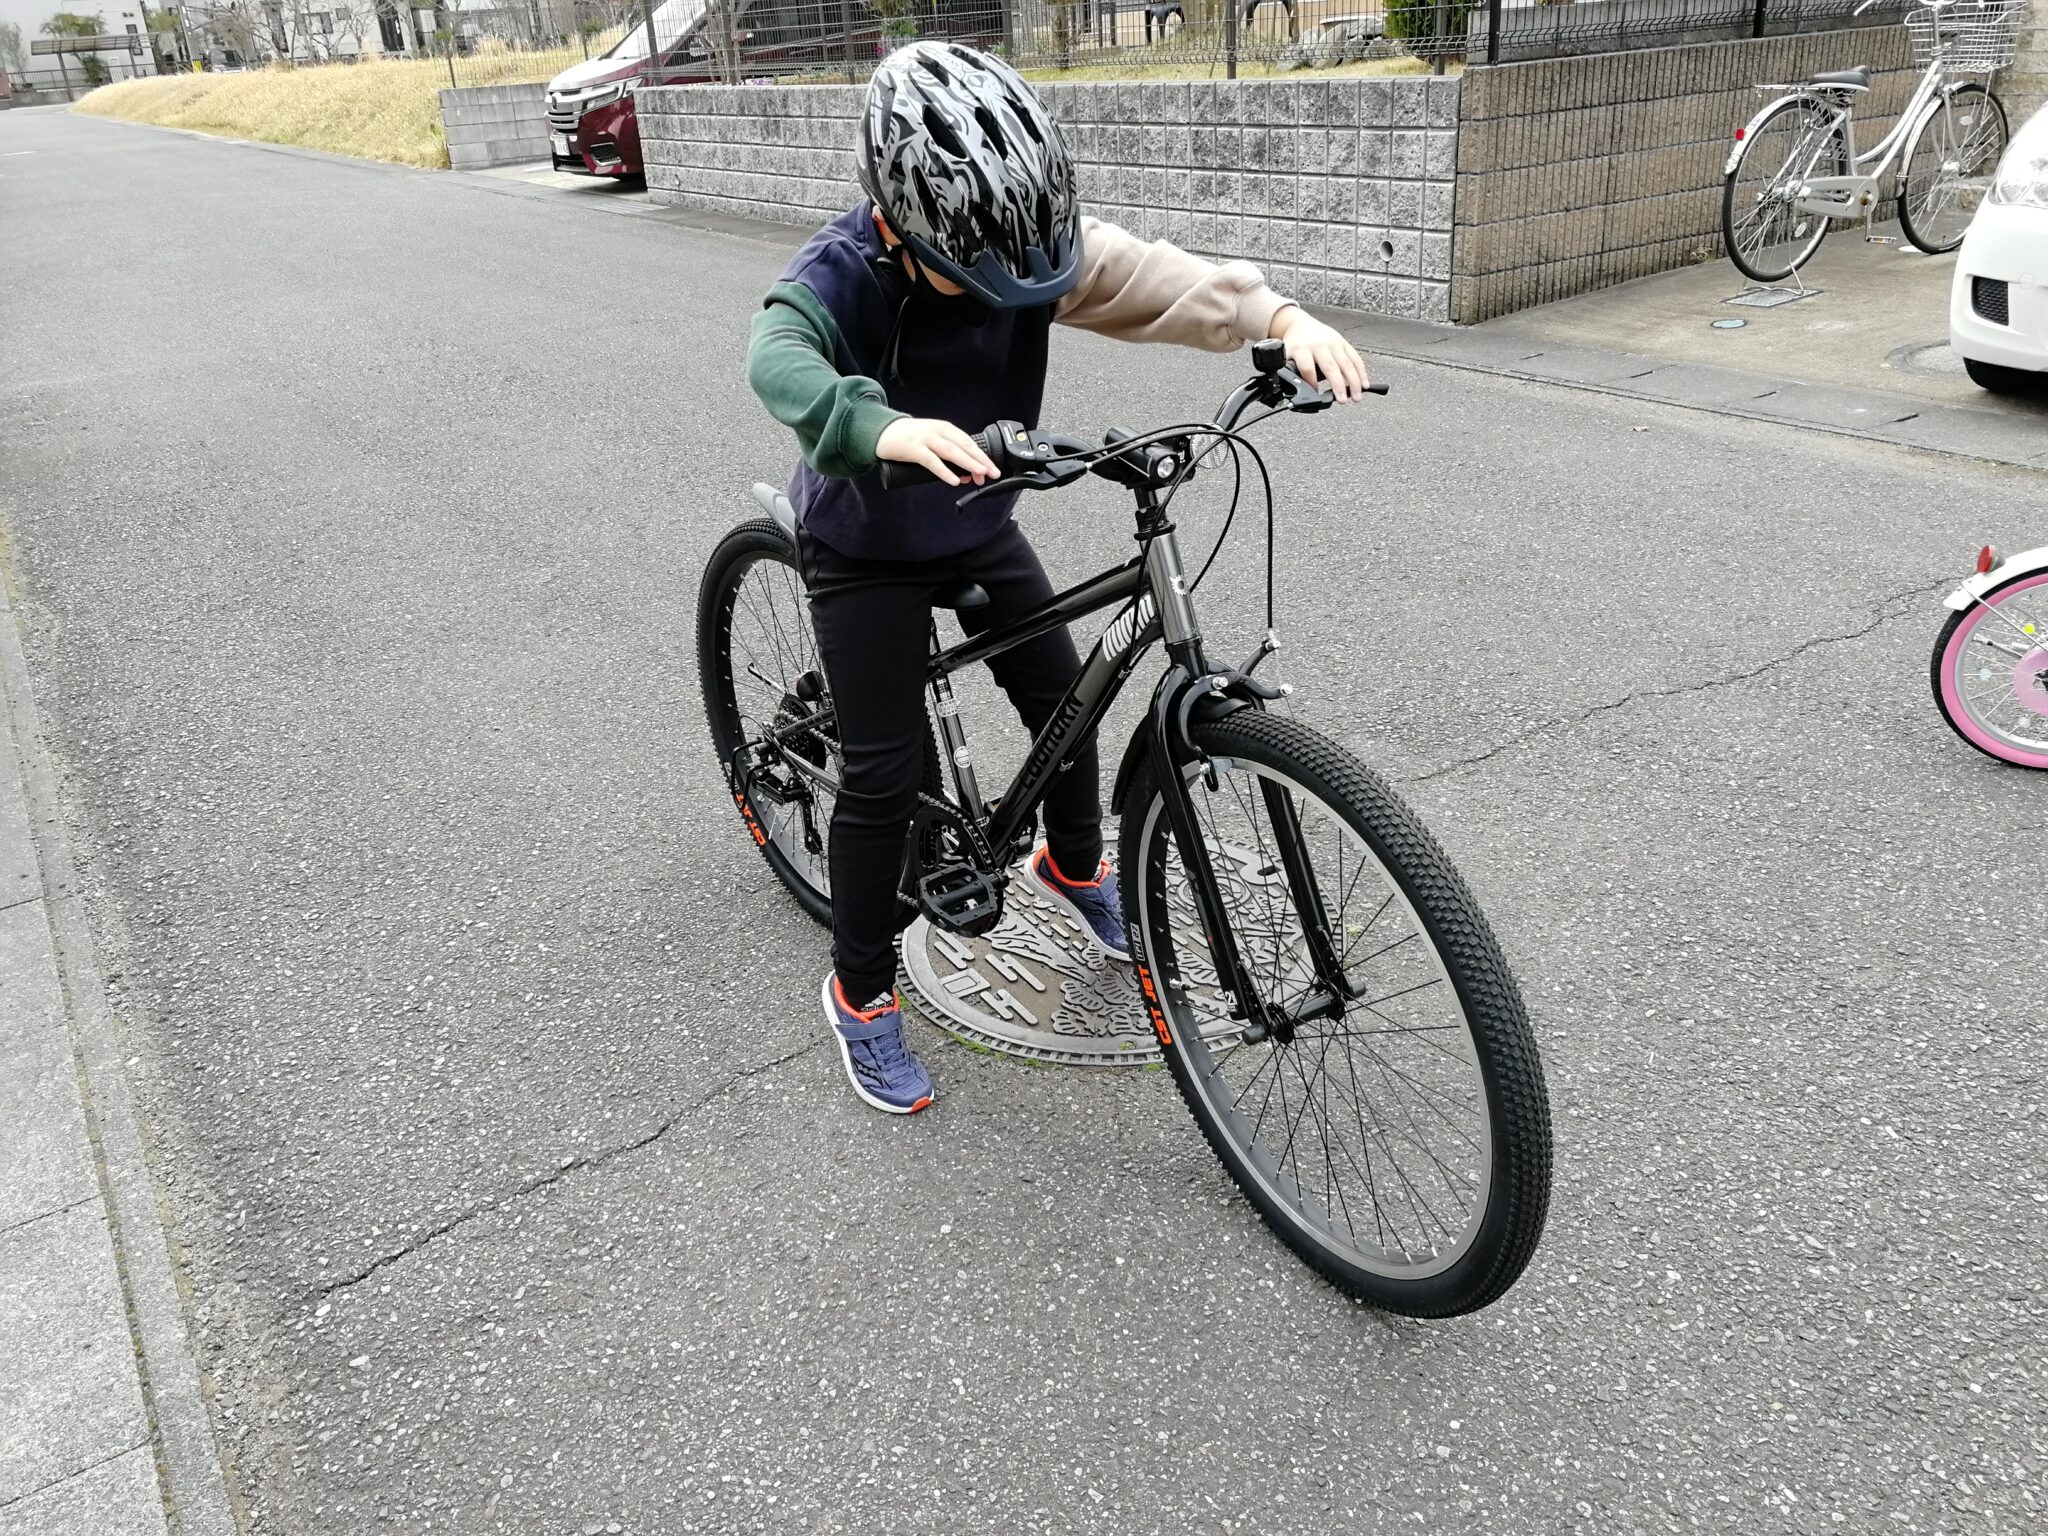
[1810,65,1873,89]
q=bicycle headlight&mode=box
[1987,144,2048,210]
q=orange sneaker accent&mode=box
[908,1095,933,1113]
[832,975,894,1022]
[1040,848,1108,889]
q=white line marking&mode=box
[0,152,35,158]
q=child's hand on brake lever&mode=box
[1268,307,1372,403]
[877,418,1001,486]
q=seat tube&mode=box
[928,622,984,814]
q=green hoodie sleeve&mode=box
[746,282,905,479]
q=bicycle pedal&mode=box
[916,863,1005,937]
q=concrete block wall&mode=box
[2005,10,2047,127]
[1450,26,1917,322]
[439,84,551,171]
[639,74,1461,321]
[638,84,864,228]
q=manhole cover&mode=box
[1724,286,1822,309]
[898,874,1157,1066]
[1887,340,1969,379]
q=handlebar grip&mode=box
[1366,381,1391,397]
[876,423,1005,492]
[877,457,941,491]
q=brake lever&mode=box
[954,459,1088,507]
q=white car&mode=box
[1951,102,2048,396]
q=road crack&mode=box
[1405,576,1950,786]
[287,1037,826,1314]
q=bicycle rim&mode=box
[1133,745,1512,1288]
[706,531,837,909]
[1723,102,1843,283]
[1933,571,2048,768]
[1900,86,2007,254]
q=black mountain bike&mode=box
[699,342,1552,1316]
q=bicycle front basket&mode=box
[1906,0,2027,71]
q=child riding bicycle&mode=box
[745,40,1370,1115]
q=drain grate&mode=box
[1725,287,1823,309]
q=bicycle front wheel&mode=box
[1120,711,1552,1316]
[1898,83,2008,255]
[1721,98,1846,283]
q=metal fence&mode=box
[128,0,1913,90]
[582,0,1909,86]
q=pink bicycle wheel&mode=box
[1932,569,2048,770]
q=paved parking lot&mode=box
[3,109,2045,1534]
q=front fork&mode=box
[1142,647,1349,1046]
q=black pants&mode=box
[798,521,1104,1002]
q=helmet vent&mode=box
[922,102,968,159]
[973,103,1008,156]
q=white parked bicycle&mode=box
[1719,0,2023,283]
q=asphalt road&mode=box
[3,108,2044,1535]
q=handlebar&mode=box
[876,338,1387,500]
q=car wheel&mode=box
[1963,357,2048,397]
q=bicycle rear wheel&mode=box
[1898,83,2007,255]
[1721,99,1846,283]
[1120,711,1552,1316]
[696,518,941,926]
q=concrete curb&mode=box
[1325,310,2048,474]
[0,575,239,1535]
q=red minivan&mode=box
[546,0,991,178]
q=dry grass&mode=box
[70,47,595,170]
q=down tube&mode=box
[985,603,1163,856]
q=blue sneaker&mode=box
[1024,845,1131,962]
[822,974,934,1115]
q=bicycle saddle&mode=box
[1810,65,1872,89]
[934,579,989,611]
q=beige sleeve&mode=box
[1054,217,1294,352]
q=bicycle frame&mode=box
[913,473,1348,1042]
[1782,61,1949,217]
[737,359,1365,1040]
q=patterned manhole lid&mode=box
[897,873,1158,1067]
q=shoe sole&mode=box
[1022,852,1133,963]
[821,975,933,1116]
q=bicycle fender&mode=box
[1725,95,1805,176]
[1944,545,2048,610]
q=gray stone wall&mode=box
[439,84,550,171]
[2006,10,2047,127]
[639,75,1461,322]
[1451,26,1918,322]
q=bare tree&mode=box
[0,20,29,73]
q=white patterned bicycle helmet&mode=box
[857,41,1082,309]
